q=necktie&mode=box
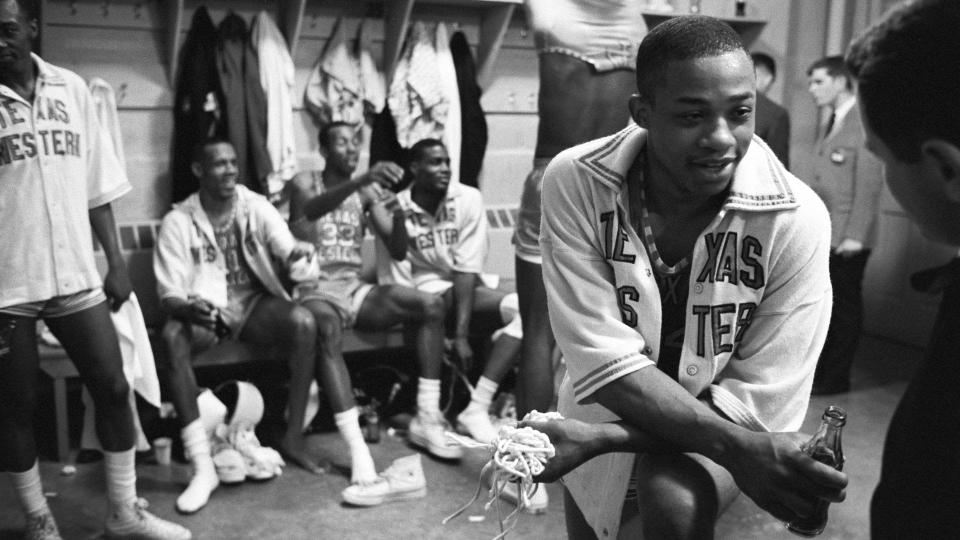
[825,111,836,138]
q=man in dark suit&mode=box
[751,52,791,168]
[805,55,884,395]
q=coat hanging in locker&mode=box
[171,6,224,203]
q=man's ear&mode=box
[921,140,960,203]
[628,94,651,129]
[26,16,38,41]
[191,161,203,180]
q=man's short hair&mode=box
[634,15,747,100]
[847,0,960,162]
[807,55,852,89]
[13,0,39,21]
[191,136,233,165]
[408,138,446,164]
[751,52,776,79]
[317,121,355,150]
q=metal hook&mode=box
[133,3,142,20]
[69,1,77,16]
[101,0,110,18]
[117,83,128,104]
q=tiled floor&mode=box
[0,333,920,539]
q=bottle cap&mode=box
[823,405,847,424]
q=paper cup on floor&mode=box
[153,437,172,466]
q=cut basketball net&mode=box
[443,410,562,539]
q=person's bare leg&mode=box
[46,304,134,452]
[451,286,522,442]
[239,297,318,473]
[626,453,741,540]
[0,314,60,532]
[356,285,462,460]
[159,320,204,428]
[355,285,446,379]
[0,315,42,472]
[159,318,222,513]
[516,258,555,418]
[47,302,191,537]
[470,286,522,383]
[301,298,375,483]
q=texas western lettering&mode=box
[408,204,459,250]
[0,129,82,165]
[602,215,764,357]
[0,97,80,166]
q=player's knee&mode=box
[314,310,342,344]
[90,372,131,410]
[420,293,446,323]
[636,468,717,539]
[161,318,186,343]
[285,305,317,343]
[159,319,191,370]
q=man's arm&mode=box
[162,295,218,330]
[89,203,131,311]
[364,187,408,261]
[518,418,675,483]
[450,271,478,368]
[293,162,404,222]
[447,188,490,368]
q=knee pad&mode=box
[493,293,523,341]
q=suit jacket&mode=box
[754,92,790,169]
[807,100,884,248]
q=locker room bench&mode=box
[37,239,405,462]
[39,327,406,463]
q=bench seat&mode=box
[38,327,405,462]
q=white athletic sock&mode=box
[466,376,498,414]
[456,376,500,444]
[103,448,138,511]
[176,419,219,514]
[8,460,49,517]
[416,378,442,418]
[335,408,377,485]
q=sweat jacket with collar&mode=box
[154,184,296,309]
[541,125,833,540]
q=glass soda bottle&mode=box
[788,405,847,537]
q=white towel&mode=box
[435,22,461,184]
[252,11,298,197]
[88,77,126,172]
[80,293,161,452]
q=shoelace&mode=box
[443,411,561,540]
